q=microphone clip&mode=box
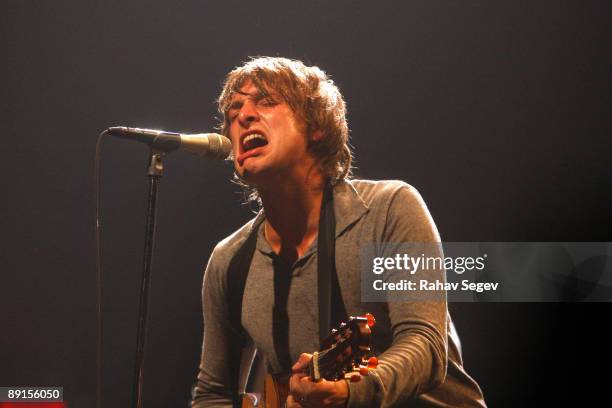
[147,149,166,177]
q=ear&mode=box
[311,130,324,142]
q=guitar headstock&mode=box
[309,313,378,382]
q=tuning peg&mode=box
[367,356,379,368]
[359,366,370,376]
[330,328,338,336]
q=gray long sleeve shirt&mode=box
[192,180,486,407]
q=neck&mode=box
[259,174,326,263]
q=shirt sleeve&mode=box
[191,245,235,408]
[348,182,448,408]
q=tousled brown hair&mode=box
[218,57,352,194]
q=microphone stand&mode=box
[132,148,165,408]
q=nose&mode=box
[238,99,259,127]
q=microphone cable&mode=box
[93,129,110,408]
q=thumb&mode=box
[291,353,313,373]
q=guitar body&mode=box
[241,374,288,408]
[240,314,376,408]
[264,374,289,408]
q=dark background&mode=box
[1,1,610,407]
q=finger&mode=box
[286,394,304,408]
[291,353,313,372]
[289,372,308,394]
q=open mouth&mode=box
[242,133,268,152]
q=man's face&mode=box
[227,80,316,187]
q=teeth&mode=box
[243,133,267,144]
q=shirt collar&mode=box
[250,179,370,254]
[332,179,370,237]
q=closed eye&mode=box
[227,101,242,122]
[258,97,279,107]
[226,93,280,122]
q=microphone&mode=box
[107,126,232,159]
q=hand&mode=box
[287,353,349,408]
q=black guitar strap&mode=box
[317,184,348,346]
[225,184,347,407]
[226,215,263,408]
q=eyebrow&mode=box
[228,90,259,108]
[234,90,255,97]
[227,89,278,110]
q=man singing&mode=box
[191,57,485,407]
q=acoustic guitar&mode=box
[241,314,378,408]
